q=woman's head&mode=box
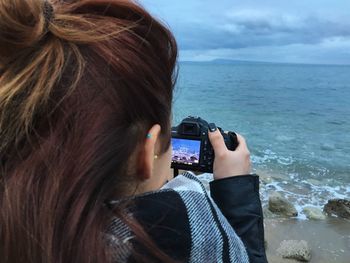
[0,0,177,262]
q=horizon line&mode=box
[178,59,350,67]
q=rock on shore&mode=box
[303,206,326,220]
[268,192,298,217]
[323,199,350,219]
[277,240,312,262]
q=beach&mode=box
[265,218,350,263]
[195,172,350,262]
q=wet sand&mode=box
[265,218,350,263]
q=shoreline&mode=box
[256,167,350,220]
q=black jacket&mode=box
[124,174,267,263]
[210,174,268,263]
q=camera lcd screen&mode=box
[171,138,201,166]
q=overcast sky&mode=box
[140,0,350,65]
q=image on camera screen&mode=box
[171,138,201,165]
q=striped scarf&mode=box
[107,172,249,263]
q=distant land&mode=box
[193,59,271,64]
[179,59,350,66]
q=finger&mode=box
[235,133,250,152]
[208,124,227,157]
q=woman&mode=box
[0,0,267,262]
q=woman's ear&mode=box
[137,124,161,180]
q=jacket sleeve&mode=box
[209,174,268,263]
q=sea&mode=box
[173,61,350,219]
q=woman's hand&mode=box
[208,123,251,180]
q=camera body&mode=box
[171,116,238,173]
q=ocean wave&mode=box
[259,173,350,220]
[251,149,294,166]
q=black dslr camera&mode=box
[171,116,239,173]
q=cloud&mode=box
[141,0,350,64]
[177,9,350,50]
[223,9,305,33]
[224,11,312,40]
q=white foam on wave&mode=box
[303,180,350,200]
[346,186,350,194]
[260,176,350,220]
[261,181,311,220]
[251,149,295,166]
[196,171,349,221]
[262,181,318,220]
[277,156,294,165]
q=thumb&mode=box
[235,133,250,153]
[208,123,227,157]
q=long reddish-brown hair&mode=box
[0,0,178,262]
